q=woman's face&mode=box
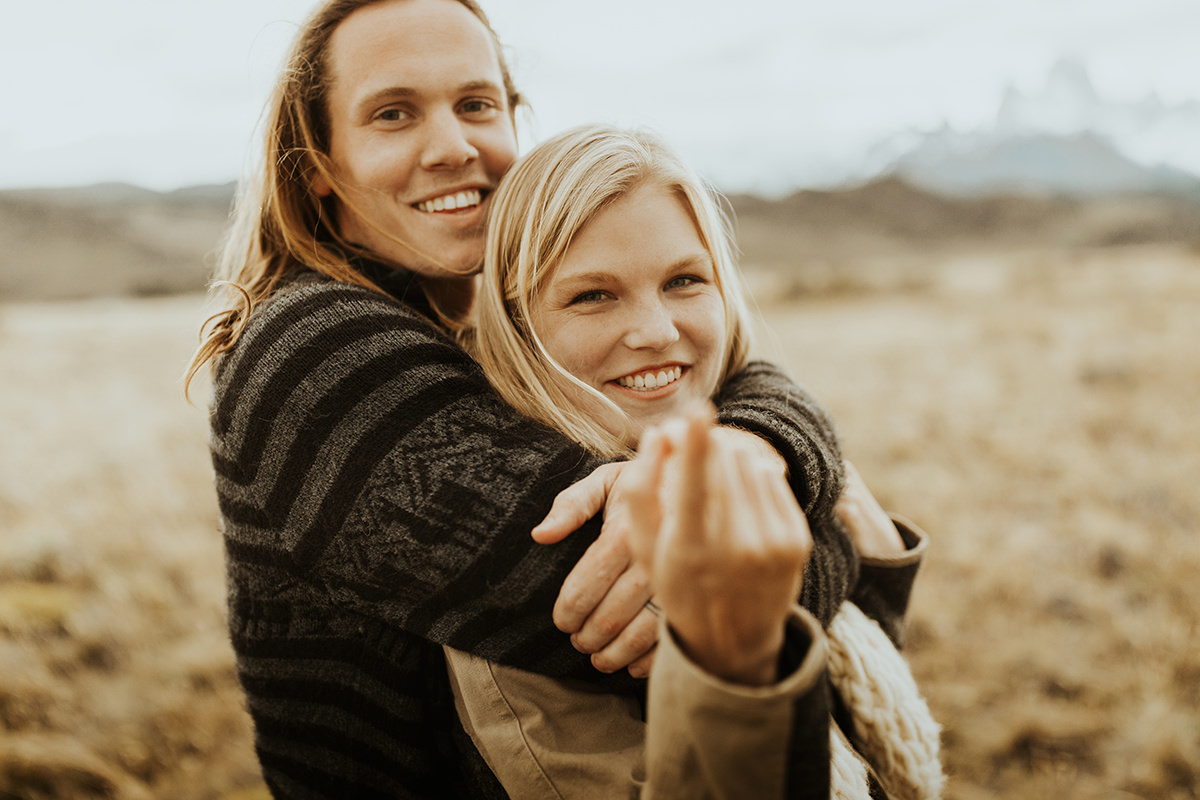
[532,183,727,442]
[319,0,518,277]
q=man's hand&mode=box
[533,462,659,677]
[835,461,906,557]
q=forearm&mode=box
[714,360,844,524]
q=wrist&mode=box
[671,623,786,687]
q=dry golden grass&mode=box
[752,243,1200,799]
[1,242,1197,798]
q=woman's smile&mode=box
[614,365,685,392]
[532,183,726,441]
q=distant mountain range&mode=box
[869,59,1200,198]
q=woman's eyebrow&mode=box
[556,253,712,284]
[669,253,713,270]
[552,271,615,293]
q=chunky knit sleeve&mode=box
[212,279,627,682]
[715,360,844,523]
[715,361,858,628]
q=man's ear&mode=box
[313,171,333,198]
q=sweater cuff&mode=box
[657,605,827,700]
[645,605,829,798]
[859,513,928,570]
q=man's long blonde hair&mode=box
[185,0,521,394]
[470,125,754,458]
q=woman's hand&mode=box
[835,461,906,558]
[627,405,813,686]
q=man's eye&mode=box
[376,108,408,123]
[461,99,499,117]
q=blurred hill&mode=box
[1,177,1198,302]
[727,177,1200,273]
[0,182,235,302]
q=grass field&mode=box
[1,240,1197,798]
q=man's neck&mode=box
[418,273,479,324]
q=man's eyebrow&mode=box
[354,80,505,114]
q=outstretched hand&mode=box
[627,405,813,686]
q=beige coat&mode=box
[445,518,936,799]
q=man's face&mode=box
[319,0,518,277]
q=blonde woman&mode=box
[458,124,943,798]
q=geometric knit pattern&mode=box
[210,264,854,797]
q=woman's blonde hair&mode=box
[470,124,754,458]
[185,0,521,393]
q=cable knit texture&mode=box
[830,726,871,800]
[827,603,945,800]
[210,262,854,798]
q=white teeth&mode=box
[618,366,683,391]
[417,189,482,213]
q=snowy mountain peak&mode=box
[878,59,1200,197]
[997,58,1103,136]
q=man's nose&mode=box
[421,109,478,170]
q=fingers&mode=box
[624,427,668,572]
[671,405,715,548]
[834,460,906,557]
[532,462,623,544]
[585,607,660,676]
[567,563,653,653]
[551,527,633,634]
[626,646,657,681]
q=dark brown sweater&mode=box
[210,262,856,798]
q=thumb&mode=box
[532,462,621,544]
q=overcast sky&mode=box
[3,0,1198,193]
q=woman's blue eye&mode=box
[571,291,607,305]
[665,275,701,290]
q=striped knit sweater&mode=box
[210,260,855,798]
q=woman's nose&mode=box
[421,109,479,170]
[623,302,680,351]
